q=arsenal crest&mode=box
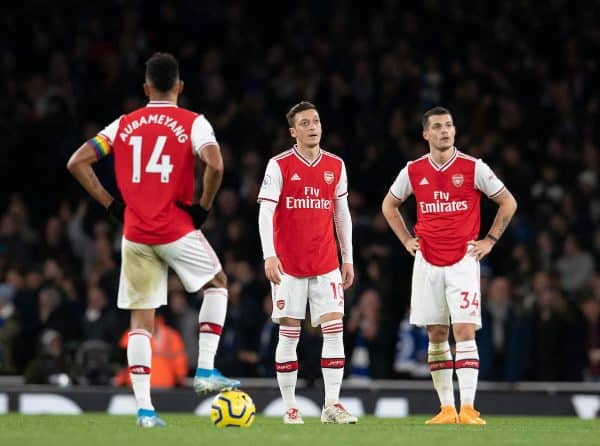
[276,299,285,310]
[324,171,334,184]
[452,173,464,187]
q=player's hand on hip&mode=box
[176,202,209,228]
[106,200,125,223]
[467,239,494,261]
[403,237,420,256]
[341,263,354,289]
[265,256,282,285]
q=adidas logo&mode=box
[291,173,301,181]
[419,177,429,186]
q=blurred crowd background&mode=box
[1,0,600,387]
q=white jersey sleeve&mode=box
[389,165,413,201]
[475,159,505,198]
[191,115,218,156]
[335,161,349,198]
[98,117,121,144]
[257,159,283,203]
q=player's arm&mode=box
[467,188,517,260]
[382,192,419,256]
[468,159,518,260]
[198,144,224,210]
[66,137,124,222]
[257,159,283,284]
[333,162,354,289]
[178,116,224,228]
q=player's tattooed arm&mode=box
[468,188,517,261]
[487,189,518,241]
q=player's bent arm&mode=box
[198,143,224,210]
[66,142,114,209]
[381,192,413,246]
[486,188,518,242]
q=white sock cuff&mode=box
[455,340,479,359]
[321,319,343,335]
[199,287,228,326]
[279,325,301,339]
[129,328,152,339]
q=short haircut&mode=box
[145,52,179,93]
[422,106,452,129]
[286,101,317,127]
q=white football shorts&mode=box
[118,230,222,309]
[409,250,482,329]
[271,268,345,327]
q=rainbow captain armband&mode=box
[88,134,112,159]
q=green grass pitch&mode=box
[1,414,599,446]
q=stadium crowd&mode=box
[1,0,600,385]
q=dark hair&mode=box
[422,106,452,129]
[145,52,179,93]
[286,101,317,127]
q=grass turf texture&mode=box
[1,414,599,446]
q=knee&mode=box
[427,325,450,343]
[204,270,227,290]
[453,325,476,342]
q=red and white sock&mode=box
[321,319,345,407]
[197,287,228,370]
[428,341,455,407]
[128,329,153,411]
[275,325,300,410]
[455,339,479,407]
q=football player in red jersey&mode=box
[382,106,517,425]
[258,101,357,424]
[67,53,239,427]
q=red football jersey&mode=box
[258,147,348,277]
[98,101,218,244]
[390,148,505,266]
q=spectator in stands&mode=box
[555,235,595,297]
[478,277,531,382]
[0,283,20,374]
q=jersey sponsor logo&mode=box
[420,190,468,214]
[291,173,301,181]
[419,177,429,186]
[285,186,332,209]
[324,171,334,184]
[452,173,464,187]
[277,299,285,310]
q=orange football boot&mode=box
[458,405,486,425]
[425,406,459,424]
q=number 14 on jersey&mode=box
[129,135,174,183]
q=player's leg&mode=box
[155,230,237,393]
[272,273,307,424]
[425,325,457,424]
[409,252,457,424]
[446,255,485,425]
[193,271,240,392]
[309,270,356,424]
[118,238,168,427]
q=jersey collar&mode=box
[292,145,323,167]
[428,147,458,172]
[146,101,178,108]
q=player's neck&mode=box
[148,94,178,104]
[295,143,321,161]
[429,146,456,166]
